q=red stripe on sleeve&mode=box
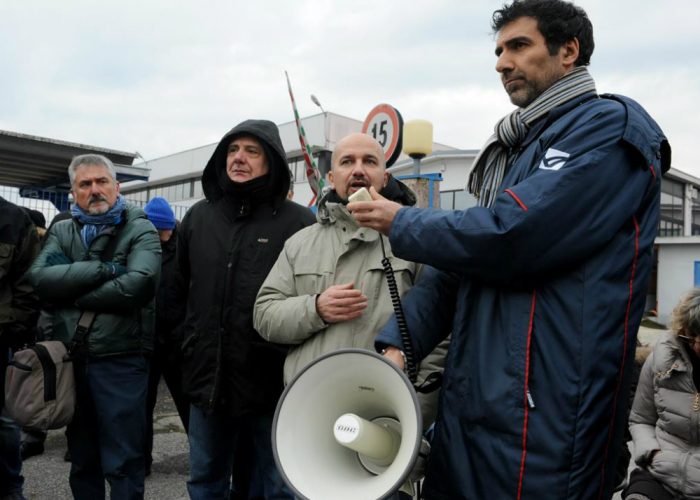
[505,189,529,211]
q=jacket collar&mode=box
[654,331,692,378]
[323,201,380,245]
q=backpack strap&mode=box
[68,311,96,360]
[68,219,124,359]
[31,344,58,402]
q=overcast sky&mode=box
[1,1,698,177]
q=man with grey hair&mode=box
[29,153,161,499]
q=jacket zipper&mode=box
[208,222,243,410]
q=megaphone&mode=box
[272,348,427,500]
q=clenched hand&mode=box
[316,282,367,323]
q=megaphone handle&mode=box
[379,236,418,382]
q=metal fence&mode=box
[1,185,193,225]
[0,186,60,225]
[124,197,192,221]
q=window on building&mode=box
[659,178,684,237]
[692,188,700,236]
[193,179,203,199]
[288,153,324,184]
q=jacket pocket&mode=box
[234,239,281,309]
[362,258,415,303]
[649,449,683,493]
[181,330,199,353]
[684,452,700,497]
[292,261,334,296]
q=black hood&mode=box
[201,119,290,202]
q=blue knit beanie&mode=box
[144,197,176,230]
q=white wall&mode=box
[656,238,700,324]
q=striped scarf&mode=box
[467,66,597,207]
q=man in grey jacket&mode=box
[254,133,443,426]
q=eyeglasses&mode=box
[677,334,700,346]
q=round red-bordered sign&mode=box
[361,104,404,167]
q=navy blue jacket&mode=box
[377,94,670,499]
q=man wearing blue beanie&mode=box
[143,197,189,476]
[144,197,176,232]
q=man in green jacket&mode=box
[28,154,161,500]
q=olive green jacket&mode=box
[28,204,161,357]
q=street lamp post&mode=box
[402,120,433,175]
[398,119,441,208]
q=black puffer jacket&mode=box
[0,197,39,348]
[154,225,185,344]
[177,119,315,416]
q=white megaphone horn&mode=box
[272,348,428,500]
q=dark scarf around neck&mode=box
[218,172,278,216]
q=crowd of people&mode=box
[1,0,690,499]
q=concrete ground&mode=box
[637,322,667,349]
[20,380,189,499]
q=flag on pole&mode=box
[285,71,324,207]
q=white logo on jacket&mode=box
[538,148,570,171]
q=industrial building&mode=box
[2,112,699,324]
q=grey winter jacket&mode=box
[629,331,700,499]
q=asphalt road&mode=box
[21,380,189,499]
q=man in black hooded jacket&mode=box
[176,119,314,499]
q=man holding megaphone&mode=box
[348,1,669,498]
[254,132,446,430]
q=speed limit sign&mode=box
[361,104,404,167]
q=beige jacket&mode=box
[254,201,416,382]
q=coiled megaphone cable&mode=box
[379,235,418,383]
